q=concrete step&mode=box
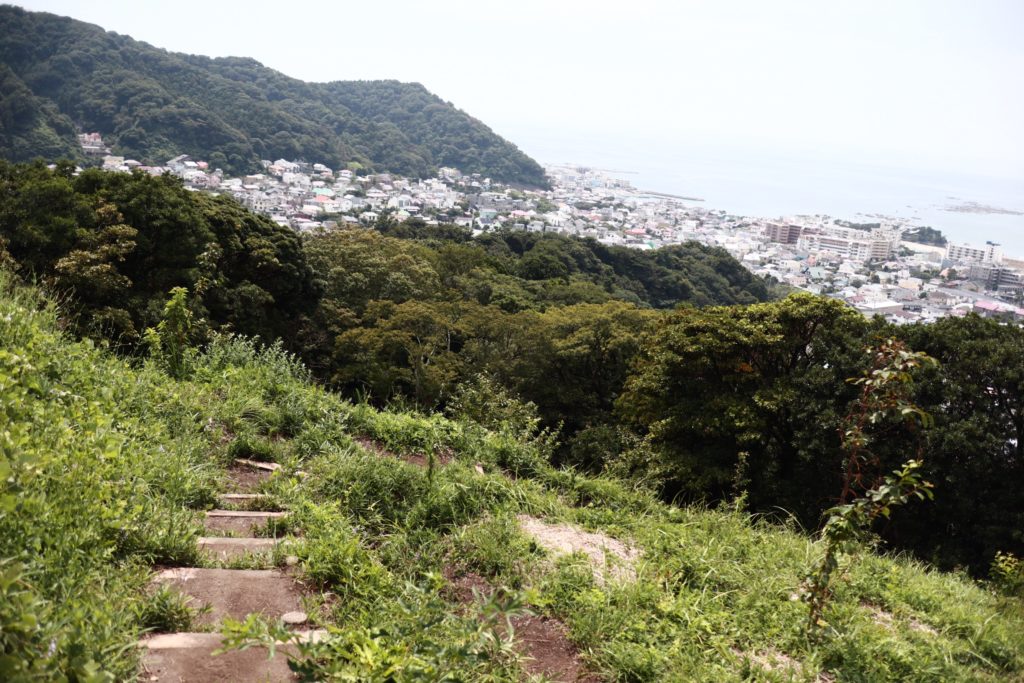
[153,568,306,627]
[218,493,272,509]
[234,458,281,472]
[140,630,326,683]
[204,510,287,536]
[198,537,278,562]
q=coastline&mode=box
[537,152,1024,259]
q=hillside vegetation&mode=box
[2,161,1022,577]
[0,6,548,186]
[2,271,1022,681]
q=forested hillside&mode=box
[2,272,1022,681]
[0,6,549,186]
[1,160,1021,579]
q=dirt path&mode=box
[447,571,598,683]
[354,435,454,468]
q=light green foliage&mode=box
[991,552,1024,597]
[138,585,200,633]
[447,373,551,451]
[221,581,528,681]
[0,273,214,680]
[1,275,1022,681]
[145,286,194,379]
[448,515,541,588]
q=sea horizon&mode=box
[510,131,1024,259]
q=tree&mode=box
[890,315,1024,570]
[617,293,870,517]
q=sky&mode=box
[12,0,1024,179]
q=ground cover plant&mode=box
[1,273,1023,680]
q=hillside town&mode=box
[90,137,1024,325]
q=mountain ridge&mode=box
[0,5,550,186]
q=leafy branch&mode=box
[805,339,937,635]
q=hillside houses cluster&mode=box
[75,133,1024,325]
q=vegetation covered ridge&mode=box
[2,160,1023,576]
[1,271,1022,681]
[0,5,549,187]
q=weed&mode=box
[138,585,198,633]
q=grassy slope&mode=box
[1,273,1022,682]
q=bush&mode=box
[992,552,1024,597]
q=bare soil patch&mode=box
[733,647,835,682]
[444,570,596,682]
[444,570,492,606]
[225,465,270,493]
[513,614,599,683]
[864,603,937,636]
[516,515,639,584]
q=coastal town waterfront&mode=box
[86,136,1024,324]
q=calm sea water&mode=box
[514,132,1024,258]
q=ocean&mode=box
[512,132,1024,258]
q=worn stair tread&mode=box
[139,630,327,683]
[153,568,304,626]
[142,630,328,649]
[234,458,281,472]
[206,510,287,518]
[218,493,271,508]
[198,537,278,561]
[204,510,287,535]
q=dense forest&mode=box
[0,6,549,186]
[1,161,1021,578]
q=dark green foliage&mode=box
[618,293,871,513]
[805,341,936,634]
[0,162,319,345]
[0,6,549,186]
[901,225,947,247]
[616,296,1024,574]
[306,226,768,437]
[0,64,81,163]
[890,315,1024,571]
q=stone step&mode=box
[204,510,287,536]
[198,537,278,562]
[218,493,271,508]
[234,458,281,472]
[140,630,326,683]
[153,568,306,627]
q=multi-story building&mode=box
[967,263,1022,290]
[946,241,1002,265]
[796,226,899,263]
[764,222,802,244]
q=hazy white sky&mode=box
[14,0,1024,177]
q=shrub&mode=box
[992,552,1024,597]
